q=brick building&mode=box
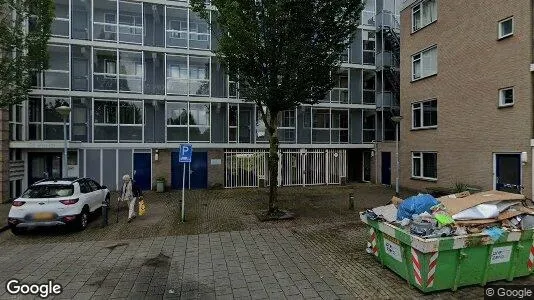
[399,0,532,198]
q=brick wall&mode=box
[400,0,533,197]
[0,109,8,203]
[208,149,224,188]
[152,149,172,190]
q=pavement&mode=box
[0,184,533,299]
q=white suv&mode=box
[7,178,110,235]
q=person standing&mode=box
[120,174,137,222]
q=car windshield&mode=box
[21,184,74,198]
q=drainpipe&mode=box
[372,140,378,184]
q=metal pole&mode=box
[63,117,68,178]
[181,162,186,222]
[395,122,400,196]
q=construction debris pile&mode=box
[363,190,534,240]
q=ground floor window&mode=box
[412,151,437,180]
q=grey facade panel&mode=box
[79,149,84,178]
[86,149,101,183]
[297,106,311,144]
[102,149,117,191]
[350,69,362,104]
[143,3,165,48]
[211,103,227,143]
[144,52,165,95]
[211,57,226,98]
[350,109,362,144]
[144,102,155,142]
[154,101,165,142]
[118,149,132,181]
[351,29,362,64]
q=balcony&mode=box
[376,92,399,110]
[376,11,400,30]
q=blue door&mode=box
[496,154,521,193]
[133,153,151,190]
[381,152,391,185]
[172,151,208,189]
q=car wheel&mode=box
[77,207,89,231]
[10,227,23,235]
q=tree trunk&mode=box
[267,117,279,214]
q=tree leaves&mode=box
[0,0,54,107]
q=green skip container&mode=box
[360,213,534,292]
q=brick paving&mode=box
[0,184,533,299]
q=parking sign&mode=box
[179,144,192,163]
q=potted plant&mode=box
[156,177,166,192]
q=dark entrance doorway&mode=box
[495,153,521,194]
[133,153,152,190]
[171,151,208,190]
[381,152,391,185]
[28,152,62,185]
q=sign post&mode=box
[179,144,192,222]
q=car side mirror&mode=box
[101,185,107,190]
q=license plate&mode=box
[33,212,54,221]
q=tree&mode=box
[0,0,54,107]
[190,0,364,215]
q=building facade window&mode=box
[27,97,70,141]
[412,152,437,180]
[362,70,375,105]
[499,87,514,107]
[189,56,210,96]
[52,0,70,37]
[362,31,375,65]
[166,101,188,141]
[278,110,296,143]
[412,0,437,32]
[94,49,118,91]
[93,0,117,41]
[9,104,23,141]
[119,51,143,93]
[330,69,349,104]
[412,46,437,80]
[119,0,143,44]
[412,99,437,129]
[189,102,210,141]
[498,17,513,39]
[94,99,118,141]
[119,100,143,141]
[362,110,375,143]
[166,55,188,95]
[189,11,210,49]
[166,7,188,48]
[44,45,70,89]
[311,109,348,144]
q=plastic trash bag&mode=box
[452,204,499,220]
[396,194,439,221]
[138,197,146,216]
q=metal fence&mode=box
[224,149,346,188]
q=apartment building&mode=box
[2,0,402,201]
[399,0,533,198]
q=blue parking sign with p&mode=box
[179,144,193,163]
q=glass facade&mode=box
[23,0,383,146]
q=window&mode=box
[94,99,118,141]
[9,104,23,141]
[412,152,437,180]
[362,31,375,65]
[119,100,143,142]
[412,0,437,32]
[498,17,513,39]
[166,55,188,95]
[412,99,437,129]
[189,103,210,141]
[79,180,92,193]
[189,56,210,96]
[119,51,143,93]
[166,101,188,141]
[312,109,348,143]
[44,97,70,140]
[119,0,142,44]
[277,110,296,143]
[499,87,514,107]
[93,0,117,41]
[52,0,69,37]
[412,46,437,80]
[331,69,349,104]
[189,11,210,49]
[166,7,188,48]
[44,45,70,89]
[94,49,117,91]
